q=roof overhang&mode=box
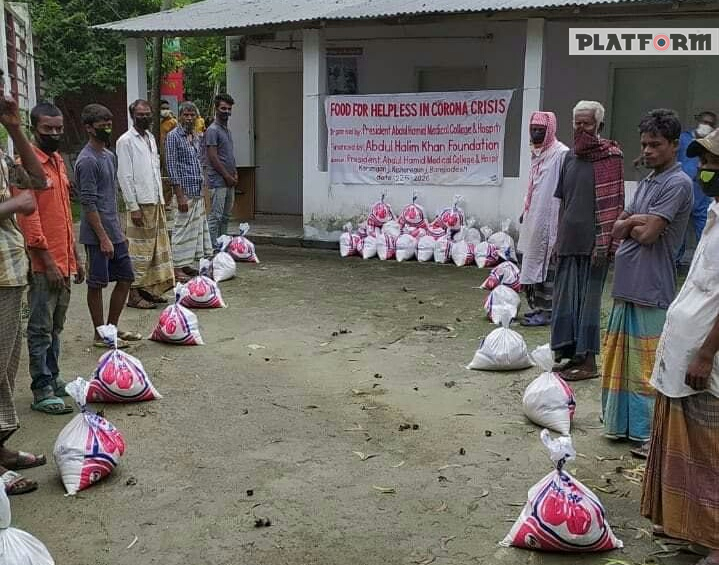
[94,0,719,37]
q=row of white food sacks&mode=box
[339,195,518,267]
[464,294,623,554]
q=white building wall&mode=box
[227,19,530,240]
[226,15,719,240]
[226,39,302,167]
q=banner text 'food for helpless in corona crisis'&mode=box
[325,90,513,186]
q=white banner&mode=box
[325,90,513,186]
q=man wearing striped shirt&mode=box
[0,77,52,494]
[165,101,212,283]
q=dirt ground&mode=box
[7,246,697,565]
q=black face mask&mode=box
[698,168,719,197]
[92,127,112,144]
[134,117,151,131]
[217,110,231,122]
[37,134,62,153]
[530,130,546,144]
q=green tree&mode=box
[30,0,226,112]
[29,0,161,97]
[178,36,226,118]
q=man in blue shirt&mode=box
[677,110,716,262]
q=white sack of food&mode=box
[467,307,532,371]
[395,234,418,262]
[523,345,577,435]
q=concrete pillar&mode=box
[519,18,545,184]
[226,36,252,167]
[302,28,327,213]
[125,38,147,120]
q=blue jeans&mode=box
[27,272,71,395]
[208,185,235,248]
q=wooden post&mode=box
[151,0,173,144]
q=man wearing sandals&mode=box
[518,111,568,327]
[0,76,55,494]
[642,127,719,565]
[13,103,85,415]
[76,104,141,348]
[165,101,212,282]
[551,100,624,381]
[117,99,174,310]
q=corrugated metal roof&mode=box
[94,0,684,34]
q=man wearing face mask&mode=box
[518,111,569,327]
[12,102,84,415]
[552,100,624,381]
[204,93,237,248]
[117,99,174,311]
[76,104,139,348]
[641,127,719,565]
[676,111,717,264]
[165,101,212,282]
[159,100,178,209]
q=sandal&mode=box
[94,338,130,349]
[552,358,576,372]
[139,289,168,304]
[182,266,199,276]
[174,270,191,283]
[562,367,600,381]
[127,296,157,310]
[1,470,38,495]
[30,397,73,415]
[0,449,46,471]
[117,330,142,341]
[520,312,551,327]
[630,442,650,459]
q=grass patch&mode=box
[71,200,81,222]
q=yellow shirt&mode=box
[159,116,178,173]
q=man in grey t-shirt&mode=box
[76,104,139,347]
[205,93,237,248]
[602,109,692,455]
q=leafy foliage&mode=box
[30,0,227,111]
[29,0,161,97]
[177,36,226,117]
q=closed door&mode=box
[610,66,690,181]
[253,72,303,215]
